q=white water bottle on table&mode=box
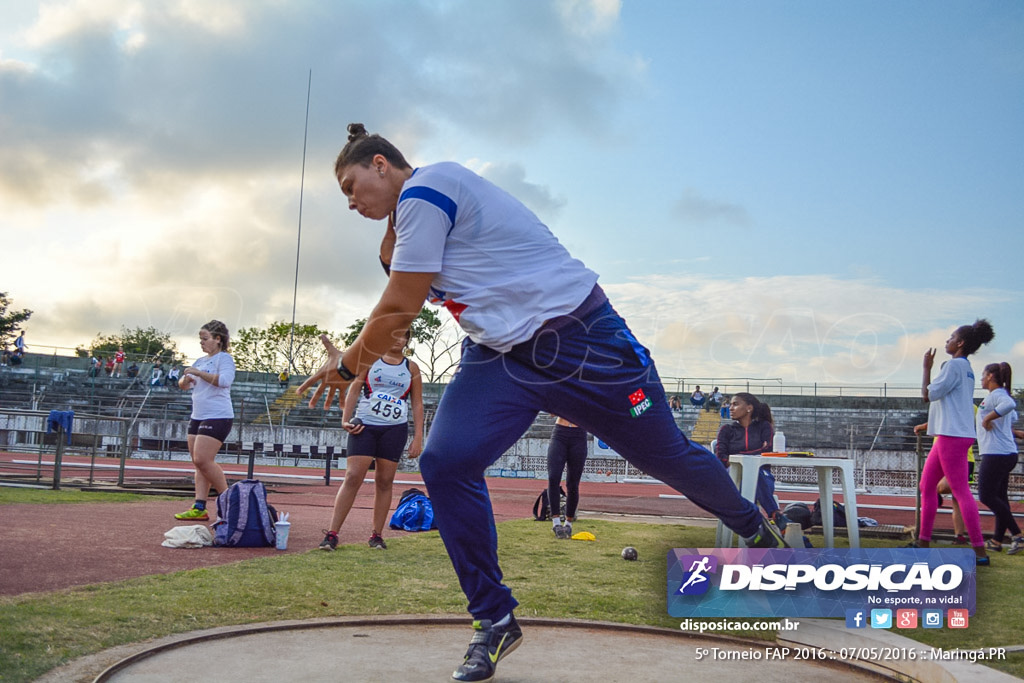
[772,431,786,453]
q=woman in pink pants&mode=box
[912,319,994,565]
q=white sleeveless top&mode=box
[355,357,413,426]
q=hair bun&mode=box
[973,318,995,345]
[347,123,368,143]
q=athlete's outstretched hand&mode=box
[297,335,350,410]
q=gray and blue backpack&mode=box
[212,479,277,547]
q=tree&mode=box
[0,292,32,350]
[233,321,344,376]
[408,308,464,383]
[344,308,464,383]
[79,326,184,364]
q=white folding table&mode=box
[715,454,860,549]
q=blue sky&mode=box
[1,1,1021,388]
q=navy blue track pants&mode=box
[419,298,763,621]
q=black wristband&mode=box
[336,358,356,381]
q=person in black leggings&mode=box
[975,362,1024,554]
[547,416,589,539]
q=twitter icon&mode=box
[870,609,893,629]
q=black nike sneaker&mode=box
[451,614,524,682]
[745,513,789,549]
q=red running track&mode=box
[1,451,1020,596]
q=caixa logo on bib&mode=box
[667,548,976,618]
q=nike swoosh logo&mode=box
[488,634,508,664]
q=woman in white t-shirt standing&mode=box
[318,330,423,551]
[912,319,994,565]
[174,320,235,521]
[976,362,1024,554]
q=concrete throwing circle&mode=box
[93,617,884,682]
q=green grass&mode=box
[1,500,1022,681]
[0,487,177,505]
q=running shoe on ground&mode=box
[553,517,572,539]
[319,530,338,551]
[451,615,523,683]
[174,506,208,521]
[745,514,788,549]
[953,534,968,545]
[1006,537,1024,555]
[368,533,387,549]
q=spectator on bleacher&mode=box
[126,362,139,379]
[319,329,424,551]
[88,353,100,377]
[14,330,26,355]
[174,320,235,521]
[689,386,706,408]
[0,346,8,366]
[166,365,181,387]
[707,387,723,412]
[150,361,163,386]
[113,347,126,377]
[104,357,115,375]
[715,392,787,530]
[669,395,682,412]
[279,370,290,387]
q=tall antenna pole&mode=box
[287,69,312,376]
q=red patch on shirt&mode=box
[444,300,467,323]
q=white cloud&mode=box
[468,160,567,220]
[673,188,750,228]
[603,274,1007,385]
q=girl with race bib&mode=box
[319,329,423,551]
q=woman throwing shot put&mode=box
[174,320,234,521]
[319,330,423,551]
[300,124,779,683]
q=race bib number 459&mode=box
[369,392,405,423]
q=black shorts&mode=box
[188,418,233,443]
[347,423,409,463]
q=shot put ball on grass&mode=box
[621,547,638,561]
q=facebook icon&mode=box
[845,609,866,629]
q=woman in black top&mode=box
[715,393,784,527]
